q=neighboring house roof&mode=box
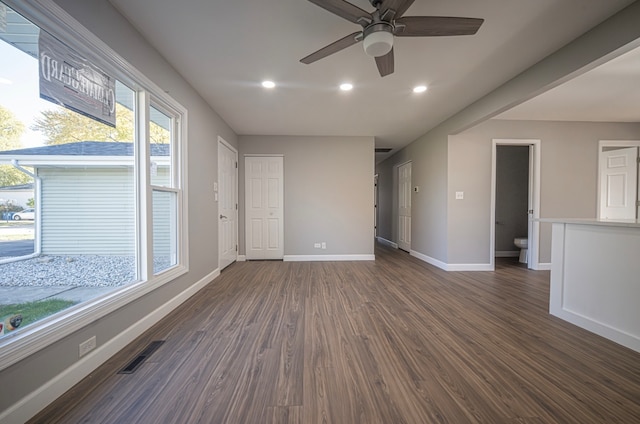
[0,141,169,157]
[0,141,170,166]
[0,183,34,191]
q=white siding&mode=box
[39,168,136,255]
[152,189,172,257]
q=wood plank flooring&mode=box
[29,244,640,423]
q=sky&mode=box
[0,40,60,148]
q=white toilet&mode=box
[514,237,528,263]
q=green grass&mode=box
[1,299,76,329]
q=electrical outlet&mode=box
[79,336,96,358]
[321,242,326,249]
[314,242,321,248]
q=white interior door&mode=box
[245,156,284,260]
[218,139,237,270]
[398,162,412,251]
[599,147,638,220]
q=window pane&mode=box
[0,4,138,338]
[149,105,172,187]
[152,189,177,274]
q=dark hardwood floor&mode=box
[30,244,640,423]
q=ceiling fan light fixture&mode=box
[363,29,393,57]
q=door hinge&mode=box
[236,203,238,210]
[235,161,238,168]
[235,245,238,252]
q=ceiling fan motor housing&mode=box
[363,22,394,57]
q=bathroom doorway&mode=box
[490,139,540,270]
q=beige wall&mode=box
[238,136,375,257]
[448,119,640,264]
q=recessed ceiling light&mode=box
[262,80,275,89]
[0,77,12,85]
[413,85,427,93]
[340,83,353,91]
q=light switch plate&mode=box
[455,191,464,200]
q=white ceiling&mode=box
[108,0,637,157]
[495,46,640,122]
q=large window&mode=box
[0,1,186,366]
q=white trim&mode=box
[410,250,448,270]
[237,255,247,262]
[410,249,493,271]
[495,250,519,257]
[283,254,375,262]
[535,262,552,271]
[447,263,494,272]
[375,236,398,249]
[491,139,541,271]
[0,267,220,424]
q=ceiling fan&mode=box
[300,0,484,77]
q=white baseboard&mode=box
[409,250,448,270]
[284,254,375,262]
[534,262,551,271]
[447,263,495,271]
[410,250,493,271]
[237,255,246,262]
[1,268,221,424]
[375,237,398,249]
[495,250,519,257]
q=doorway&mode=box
[491,139,540,270]
[245,155,284,260]
[397,161,411,252]
[598,140,640,220]
[218,137,238,270]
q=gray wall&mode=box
[495,146,529,253]
[375,127,449,261]
[238,136,375,256]
[0,0,237,416]
[448,119,640,264]
[376,2,640,267]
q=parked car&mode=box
[13,208,35,220]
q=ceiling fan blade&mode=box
[300,31,362,64]
[306,0,372,25]
[394,16,484,37]
[379,0,415,20]
[375,48,394,77]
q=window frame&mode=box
[0,0,189,372]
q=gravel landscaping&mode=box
[0,255,172,287]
